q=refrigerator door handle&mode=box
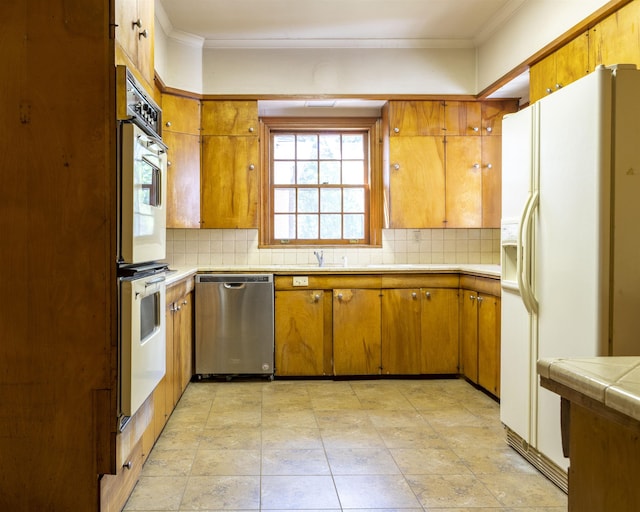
[519,191,539,314]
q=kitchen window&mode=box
[260,117,383,246]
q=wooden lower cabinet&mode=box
[460,285,501,397]
[381,288,422,374]
[333,288,382,375]
[275,290,331,376]
[421,288,460,374]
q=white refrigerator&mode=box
[500,64,640,491]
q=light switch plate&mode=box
[292,276,309,286]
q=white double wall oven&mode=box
[117,66,168,428]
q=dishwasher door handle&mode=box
[223,282,246,289]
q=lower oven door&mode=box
[120,273,166,420]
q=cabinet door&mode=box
[445,136,482,228]
[164,131,200,228]
[460,289,478,383]
[135,0,154,86]
[590,1,640,69]
[389,136,445,228]
[162,94,200,135]
[174,291,193,398]
[201,135,259,228]
[381,289,421,374]
[445,101,482,136]
[333,289,381,375]
[164,300,177,412]
[389,100,444,136]
[201,100,258,136]
[420,288,459,374]
[481,135,502,228]
[115,0,154,86]
[478,294,501,397]
[275,290,327,376]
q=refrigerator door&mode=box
[500,106,537,442]
[535,66,613,470]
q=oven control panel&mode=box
[116,65,162,139]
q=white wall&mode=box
[156,1,612,96]
[201,47,476,95]
[477,0,611,92]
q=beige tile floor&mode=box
[124,378,567,511]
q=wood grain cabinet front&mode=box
[115,0,154,87]
[200,100,259,228]
[274,290,331,376]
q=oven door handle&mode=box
[143,133,167,153]
[145,276,166,288]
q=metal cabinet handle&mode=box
[249,127,254,133]
[167,161,172,167]
[555,83,563,89]
[123,461,133,470]
[393,163,400,171]
[138,29,148,39]
[546,88,553,94]
[485,163,493,169]
[313,294,321,302]
[248,164,255,170]
[472,126,479,132]
[165,121,172,127]
[469,294,476,301]
[486,126,492,133]
[473,163,480,169]
[425,291,431,299]
[411,292,417,299]
[132,19,142,28]
[477,296,484,303]
[393,127,400,133]
[337,293,343,300]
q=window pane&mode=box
[274,188,296,213]
[274,134,295,159]
[320,214,341,239]
[319,161,340,184]
[297,135,317,159]
[344,214,364,239]
[298,214,318,239]
[342,161,364,184]
[320,189,341,212]
[298,188,319,213]
[273,161,295,184]
[297,161,318,184]
[343,188,364,213]
[319,134,341,159]
[342,134,364,159]
[274,214,296,239]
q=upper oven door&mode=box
[120,122,167,265]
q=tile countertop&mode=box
[538,356,640,424]
[165,264,501,286]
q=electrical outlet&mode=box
[292,276,309,287]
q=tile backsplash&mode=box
[166,228,500,267]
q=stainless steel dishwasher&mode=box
[195,274,274,377]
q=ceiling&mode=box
[157,0,525,48]
[157,0,529,105]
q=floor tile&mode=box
[326,447,401,475]
[179,475,260,509]
[191,448,261,475]
[261,475,340,509]
[407,473,503,508]
[123,476,187,510]
[262,448,331,475]
[333,474,422,508]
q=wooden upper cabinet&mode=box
[162,94,201,135]
[481,136,503,228]
[530,31,589,103]
[444,101,482,136]
[164,131,201,229]
[389,136,446,228]
[201,101,259,136]
[115,0,154,87]
[481,100,516,136]
[201,135,258,228]
[389,100,445,136]
[445,136,482,228]
[590,0,640,70]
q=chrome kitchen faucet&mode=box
[313,250,324,267]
